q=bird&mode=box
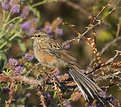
[31,30,103,103]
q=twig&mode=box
[116,17,121,37]
[61,22,90,47]
[104,50,121,64]
[90,0,114,65]
[111,62,121,67]
[32,0,58,7]
[62,0,121,47]
[110,80,121,90]
[25,63,41,76]
[87,50,121,74]
[100,36,121,55]
[62,0,121,68]
[0,74,46,87]
[89,36,121,67]
[5,81,15,107]
[96,0,114,18]
[95,71,121,81]
[102,0,121,21]
[37,88,47,107]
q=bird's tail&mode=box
[69,65,103,103]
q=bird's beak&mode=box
[31,37,35,39]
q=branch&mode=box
[5,81,15,107]
[0,74,46,87]
[37,88,47,107]
[100,36,121,55]
[78,0,121,40]
[62,0,121,46]
[95,71,121,81]
[116,17,121,37]
[32,0,58,7]
[89,36,121,67]
[87,50,121,74]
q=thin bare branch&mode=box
[87,50,121,74]
[100,36,121,55]
[63,0,121,46]
[37,88,47,107]
[0,74,46,87]
[95,71,121,81]
[116,17,121,37]
[96,0,114,18]
[5,81,15,107]
[89,36,121,67]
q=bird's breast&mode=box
[34,48,67,69]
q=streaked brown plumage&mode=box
[32,31,103,102]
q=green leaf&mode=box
[103,10,109,16]
[0,52,7,70]
[97,30,114,42]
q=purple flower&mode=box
[9,0,14,6]
[62,42,70,49]
[9,58,18,66]
[43,93,51,99]
[45,25,52,34]
[88,73,94,79]
[21,21,31,31]
[15,66,24,74]
[99,91,106,98]
[57,17,63,21]
[25,93,31,97]
[23,53,34,61]
[10,4,20,14]
[55,27,63,36]
[1,0,10,10]
[63,101,72,107]
[20,6,30,19]
[108,95,115,101]
[46,93,51,98]
[55,70,60,76]
[9,0,17,6]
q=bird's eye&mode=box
[37,35,41,37]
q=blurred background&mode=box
[0,0,121,106]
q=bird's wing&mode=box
[48,40,79,66]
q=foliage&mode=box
[0,0,121,107]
